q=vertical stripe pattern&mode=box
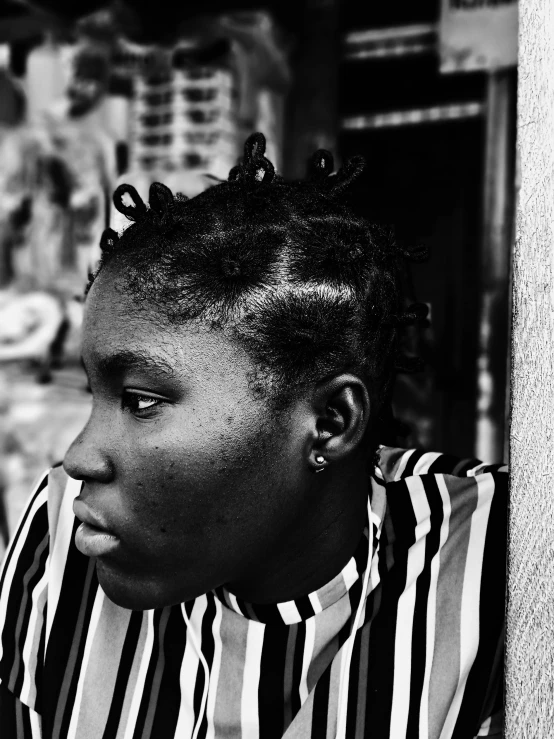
[0,450,507,738]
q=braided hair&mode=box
[88,133,427,435]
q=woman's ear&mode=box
[309,374,371,472]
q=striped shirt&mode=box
[0,447,507,738]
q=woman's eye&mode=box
[135,396,158,411]
[122,391,163,415]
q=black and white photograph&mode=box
[0,0,545,736]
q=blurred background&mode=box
[0,0,517,553]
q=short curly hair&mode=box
[88,133,426,430]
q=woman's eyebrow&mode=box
[93,349,176,378]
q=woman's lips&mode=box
[75,521,120,558]
[73,499,119,558]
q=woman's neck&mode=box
[225,459,371,604]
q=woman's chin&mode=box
[95,560,200,611]
[95,563,151,610]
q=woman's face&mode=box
[64,269,311,610]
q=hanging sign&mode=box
[439,0,518,73]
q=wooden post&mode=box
[506,1,554,735]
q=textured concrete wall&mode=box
[506,1,554,735]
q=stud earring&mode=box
[314,454,326,473]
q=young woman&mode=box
[0,134,507,738]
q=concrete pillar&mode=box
[505,1,554,735]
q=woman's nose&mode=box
[63,414,114,483]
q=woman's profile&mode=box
[0,133,506,738]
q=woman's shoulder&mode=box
[376,445,508,484]
[0,466,83,712]
[0,469,51,711]
[375,446,508,529]
[0,464,80,614]
[374,447,508,563]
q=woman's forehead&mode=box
[85,271,159,326]
[83,278,254,380]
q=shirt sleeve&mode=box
[0,680,42,738]
[0,469,50,722]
